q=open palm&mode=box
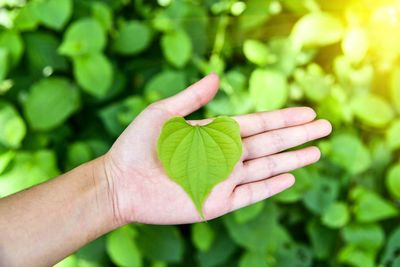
[104,74,332,225]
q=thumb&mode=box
[155,73,220,117]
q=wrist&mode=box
[89,155,126,230]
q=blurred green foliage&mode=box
[0,0,400,266]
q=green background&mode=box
[1,0,400,266]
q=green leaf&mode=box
[34,0,72,30]
[351,94,394,128]
[238,0,271,30]
[0,48,8,81]
[303,177,339,215]
[291,12,344,48]
[91,2,113,31]
[137,226,184,263]
[249,69,288,111]
[239,252,268,267]
[100,96,147,137]
[67,142,93,170]
[106,226,142,267]
[380,227,400,266]
[144,70,187,102]
[224,203,280,252]
[24,77,80,131]
[351,187,398,223]
[0,150,59,197]
[321,202,350,229]
[233,201,264,224]
[0,30,24,66]
[191,223,215,252]
[386,163,400,199]
[59,18,106,56]
[306,220,336,259]
[386,120,400,151]
[342,223,385,250]
[13,2,40,31]
[161,30,192,68]
[53,255,78,267]
[0,101,26,148]
[114,21,152,55]
[243,39,275,66]
[157,116,242,214]
[0,150,15,175]
[24,32,68,73]
[275,243,313,267]
[328,133,371,175]
[73,53,113,97]
[338,245,375,267]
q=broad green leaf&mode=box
[294,63,333,102]
[106,226,142,267]
[238,0,271,30]
[291,12,344,48]
[342,223,385,250]
[0,150,15,175]
[91,2,113,31]
[53,255,78,267]
[161,30,192,68]
[191,223,215,252]
[73,53,113,97]
[386,164,400,199]
[274,167,313,203]
[0,30,24,66]
[342,28,369,63]
[391,67,400,113]
[351,187,398,223]
[137,225,184,263]
[338,245,375,267]
[59,18,106,56]
[13,2,40,31]
[34,0,72,30]
[249,69,288,111]
[275,243,313,267]
[0,101,26,148]
[196,229,236,267]
[100,96,147,137]
[233,201,264,224]
[243,39,275,66]
[321,202,350,229]
[386,120,400,150]
[144,70,187,102]
[306,220,336,259]
[224,203,281,252]
[380,227,400,266]
[24,77,80,131]
[67,142,93,170]
[0,48,8,81]
[303,177,339,215]
[0,150,59,197]
[114,21,152,55]
[239,252,268,267]
[327,133,371,175]
[157,116,242,214]
[24,32,68,73]
[351,94,394,128]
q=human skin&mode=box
[0,74,332,266]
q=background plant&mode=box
[0,0,399,266]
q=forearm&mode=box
[0,156,119,267]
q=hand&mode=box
[103,74,332,225]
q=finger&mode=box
[235,107,316,137]
[230,173,295,211]
[241,146,320,184]
[188,107,317,137]
[243,119,332,160]
[154,73,219,116]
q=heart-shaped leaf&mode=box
[157,116,242,215]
